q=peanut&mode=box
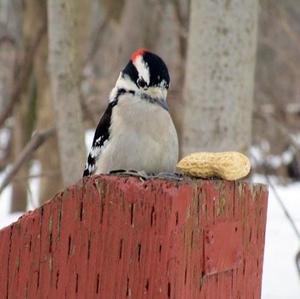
[176,152,251,181]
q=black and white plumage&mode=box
[83,49,178,177]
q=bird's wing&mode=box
[83,100,117,177]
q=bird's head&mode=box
[112,49,170,107]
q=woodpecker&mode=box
[83,48,178,177]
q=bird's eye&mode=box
[137,78,148,89]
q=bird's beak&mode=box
[146,86,167,99]
[145,87,168,111]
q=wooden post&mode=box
[0,176,268,298]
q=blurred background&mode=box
[0,0,299,298]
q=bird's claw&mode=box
[149,172,183,181]
[109,170,183,181]
[109,169,149,181]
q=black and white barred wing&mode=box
[83,101,116,177]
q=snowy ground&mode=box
[0,171,300,298]
[253,176,300,299]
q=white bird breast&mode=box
[95,93,179,174]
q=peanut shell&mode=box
[176,152,251,180]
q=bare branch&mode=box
[296,250,300,279]
[80,94,98,126]
[85,16,109,65]
[0,23,46,128]
[12,171,60,182]
[0,128,55,194]
[271,1,300,50]
[267,175,300,241]
[251,152,300,242]
[254,110,300,151]
[0,35,16,46]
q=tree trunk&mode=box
[117,0,163,65]
[9,0,38,212]
[101,0,124,22]
[181,0,258,156]
[154,1,190,158]
[35,33,63,204]
[47,0,86,186]
[10,97,30,212]
[0,0,22,113]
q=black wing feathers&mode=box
[83,100,117,177]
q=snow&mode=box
[85,128,94,150]
[0,160,41,227]
[0,127,10,158]
[0,131,94,229]
[286,103,300,114]
[0,212,22,229]
[250,144,296,169]
[0,163,300,297]
[253,176,300,299]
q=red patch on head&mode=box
[131,48,148,61]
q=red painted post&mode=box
[0,176,268,298]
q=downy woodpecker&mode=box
[83,49,178,177]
